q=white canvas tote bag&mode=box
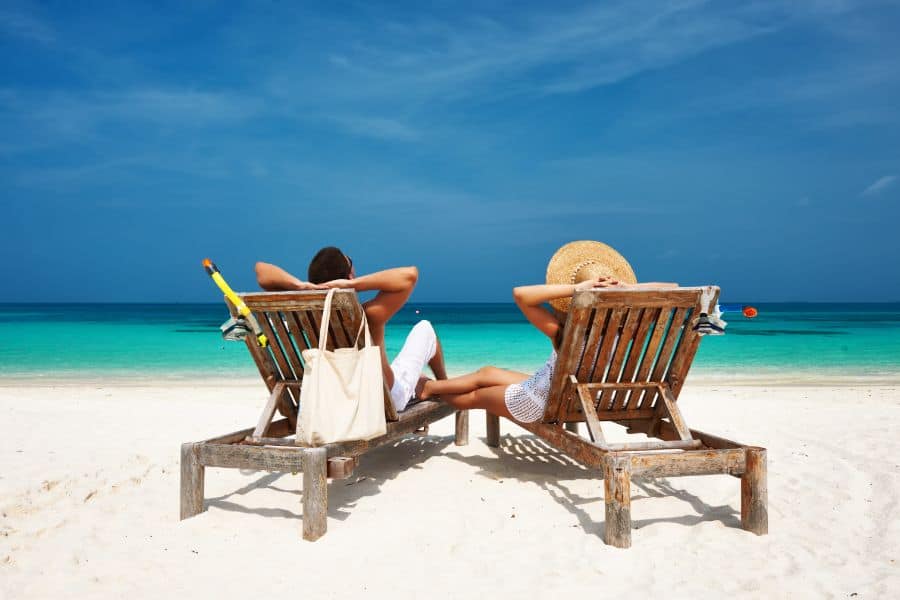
[297,289,387,446]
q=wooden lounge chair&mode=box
[484,286,768,548]
[179,290,469,540]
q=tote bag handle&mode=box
[318,289,373,351]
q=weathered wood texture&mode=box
[252,383,285,439]
[486,412,500,447]
[519,422,607,468]
[741,447,768,535]
[576,377,606,445]
[656,387,692,441]
[606,440,702,452]
[326,457,356,480]
[180,443,205,520]
[302,447,328,541]
[203,418,293,445]
[629,448,746,477]
[197,401,455,472]
[520,420,747,477]
[455,410,469,446]
[627,419,744,450]
[603,455,632,548]
[600,307,642,409]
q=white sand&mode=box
[1,381,898,599]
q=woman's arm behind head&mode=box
[512,284,568,342]
[512,277,626,343]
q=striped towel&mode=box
[692,287,727,336]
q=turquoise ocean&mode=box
[1,303,899,383]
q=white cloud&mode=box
[861,175,897,197]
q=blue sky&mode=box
[2,1,899,302]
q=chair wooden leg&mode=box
[302,447,328,541]
[565,422,579,434]
[486,412,500,448]
[741,447,768,535]
[603,455,632,548]
[455,410,469,446]
[180,443,205,520]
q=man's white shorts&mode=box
[389,320,437,412]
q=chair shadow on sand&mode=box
[205,434,453,523]
[443,432,741,537]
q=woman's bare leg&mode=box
[420,366,528,399]
[441,385,514,420]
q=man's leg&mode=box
[429,337,448,380]
[389,320,440,412]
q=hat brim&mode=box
[545,240,636,313]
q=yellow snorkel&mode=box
[202,258,268,347]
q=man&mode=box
[255,247,446,412]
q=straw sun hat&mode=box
[545,240,637,312]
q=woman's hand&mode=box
[574,276,621,292]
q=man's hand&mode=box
[321,279,354,289]
[295,280,328,291]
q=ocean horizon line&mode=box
[3,300,900,307]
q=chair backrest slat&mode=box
[266,311,306,378]
[284,312,313,354]
[626,307,674,410]
[296,310,319,348]
[641,307,690,408]
[331,310,353,348]
[575,308,608,384]
[599,307,643,410]
[256,310,298,382]
[667,288,718,398]
[589,307,626,389]
[263,310,306,409]
[612,307,658,411]
[545,304,593,422]
[543,287,717,424]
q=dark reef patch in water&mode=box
[729,329,847,336]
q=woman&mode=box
[420,241,675,423]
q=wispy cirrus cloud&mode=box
[861,175,897,197]
[296,2,782,102]
[277,0,890,107]
[0,5,54,44]
[1,88,258,138]
[328,115,420,142]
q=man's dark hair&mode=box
[308,246,351,284]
